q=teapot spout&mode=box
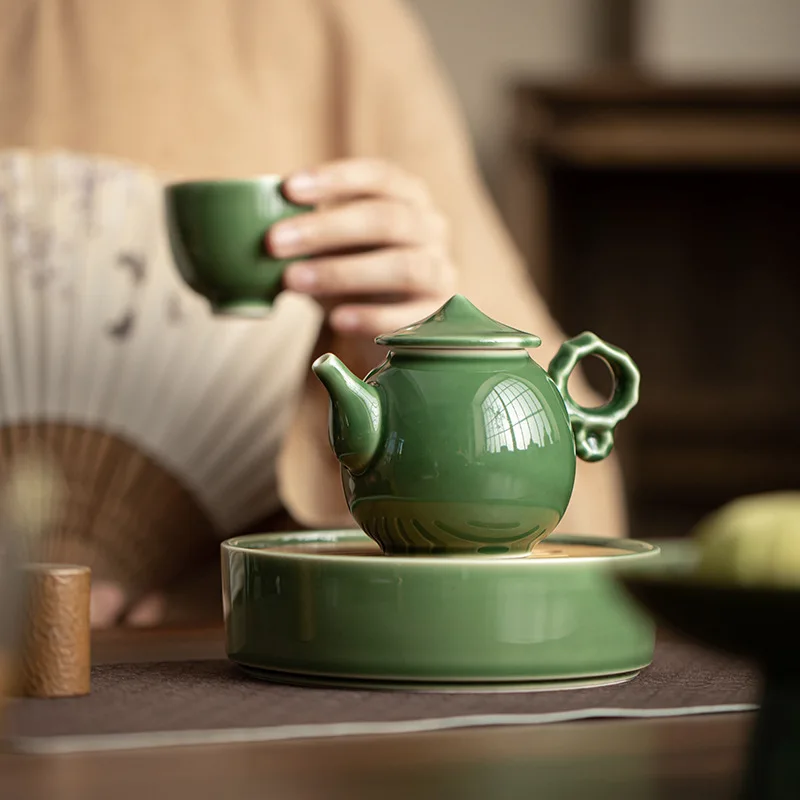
[311,354,383,475]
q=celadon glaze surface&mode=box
[165,176,311,316]
[221,530,659,688]
[346,349,575,556]
[312,295,641,557]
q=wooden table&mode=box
[0,627,755,799]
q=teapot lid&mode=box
[375,295,541,349]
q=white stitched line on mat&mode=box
[10,703,758,754]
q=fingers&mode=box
[284,245,456,298]
[125,592,168,628]
[90,581,127,629]
[90,582,168,629]
[328,298,448,338]
[275,159,456,341]
[269,198,448,260]
[282,158,432,207]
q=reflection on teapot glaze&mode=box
[480,376,559,454]
[385,430,404,456]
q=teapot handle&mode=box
[547,332,640,463]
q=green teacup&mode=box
[165,176,311,317]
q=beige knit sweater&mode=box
[0,0,626,570]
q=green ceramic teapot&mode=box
[312,295,640,557]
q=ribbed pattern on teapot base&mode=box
[352,500,560,558]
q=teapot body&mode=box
[342,348,576,557]
[312,294,641,558]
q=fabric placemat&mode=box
[6,640,760,754]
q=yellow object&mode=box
[694,492,800,588]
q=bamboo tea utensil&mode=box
[0,451,67,721]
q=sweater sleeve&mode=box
[277,0,628,538]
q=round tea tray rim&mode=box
[221,530,660,567]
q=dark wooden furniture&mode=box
[501,78,800,539]
[0,627,754,799]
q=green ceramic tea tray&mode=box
[222,530,660,692]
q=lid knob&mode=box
[375,295,541,350]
